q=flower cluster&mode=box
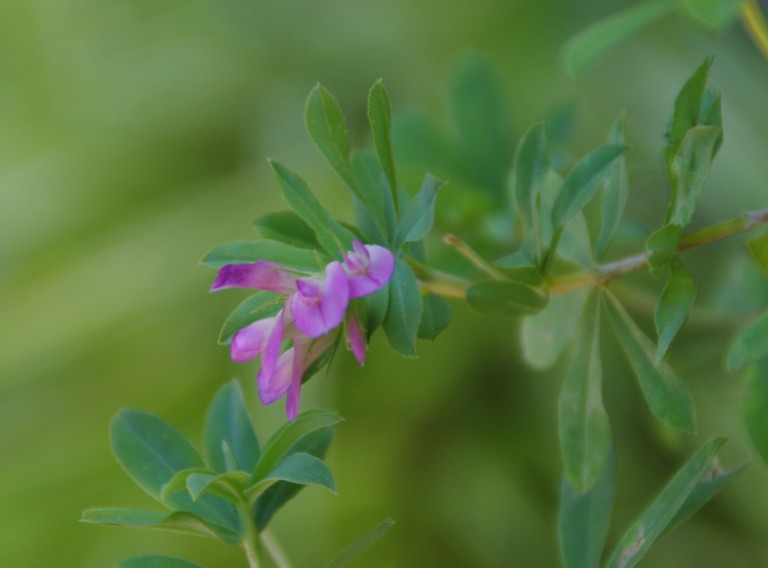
[211,240,395,419]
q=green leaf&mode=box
[646,224,681,278]
[727,311,768,372]
[744,360,768,464]
[186,472,249,503]
[254,211,320,249]
[558,446,616,568]
[80,508,237,542]
[394,174,445,246]
[110,410,241,541]
[466,281,548,315]
[358,285,390,340]
[562,0,678,76]
[664,460,746,535]
[418,294,452,341]
[160,468,216,501]
[512,123,550,258]
[449,53,514,196]
[605,293,696,433]
[254,427,334,531]
[250,453,335,497]
[605,438,726,568]
[655,259,696,360]
[596,113,629,259]
[666,57,715,152]
[326,518,396,568]
[252,409,342,483]
[747,230,768,277]
[117,555,204,568]
[269,160,355,257]
[559,292,612,491]
[551,143,629,231]
[521,289,589,370]
[204,381,260,474]
[217,292,282,345]
[685,0,743,31]
[368,80,398,212]
[305,84,355,190]
[202,240,322,271]
[667,125,722,227]
[383,259,423,357]
[350,148,398,241]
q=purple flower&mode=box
[210,239,396,419]
[288,261,350,338]
[342,240,395,298]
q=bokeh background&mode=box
[3,0,768,566]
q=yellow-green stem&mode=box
[742,0,768,62]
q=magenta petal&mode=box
[290,261,350,338]
[285,338,309,421]
[210,261,298,294]
[231,317,276,362]
[345,244,395,298]
[258,348,294,405]
[260,309,285,378]
[347,313,366,366]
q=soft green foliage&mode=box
[394,174,445,246]
[305,84,355,191]
[418,293,453,341]
[368,80,399,212]
[558,292,611,492]
[596,113,629,259]
[685,0,745,30]
[254,211,320,250]
[606,292,696,433]
[743,361,768,464]
[655,259,697,360]
[727,311,768,372]
[326,518,396,568]
[217,293,281,345]
[466,280,548,315]
[202,240,323,271]
[81,508,237,541]
[562,0,678,76]
[605,438,726,568]
[204,381,260,473]
[558,447,615,568]
[383,259,423,356]
[512,123,550,260]
[747,230,768,277]
[269,160,356,256]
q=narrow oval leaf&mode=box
[744,360,768,464]
[562,0,678,76]
[269,160,355,256]
[418,294,452,341]
[254,427,334,531]
[383,259,423,357]
[117,555,205,568]
[596,113,629,258]
[161,468,215,501]
[202,240,322,271]
[186,472,243,503]
[521,289,589,370]
[552,143,629,231]
[685,0,743,30]
[558,446,616,568]
[326,518,396,568]
[252,409,342,483]
[254,211,320,249]
[204,381,260,473]
[110,410,241,540]
[466,281,548,315]
[559,292,612,491]
[646,223,681,278]
[368,80,398,211]
[512,122,550,257]
[80,508,236,541]
[305,84,355,190]
[605,293,696,433]
[666,56,714,151]
[217,293,282,345]
[350,148,398,240]
[727,311,768,372]
[394,174,445,246]
[605,438,726,568]
[263,452,335,492]
[655,259,696,360]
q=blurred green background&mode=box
[3,0,768,566]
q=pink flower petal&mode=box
[347,312,366,366]
[343,244,395,298]
[290,261,349,338]
[231,316,278,362]
[210,261,298,294]
[258,347,294,405]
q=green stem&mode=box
[547,208,768,295]
[241,506,265,568]
[443,233,508,280]
[742,0,768,63]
